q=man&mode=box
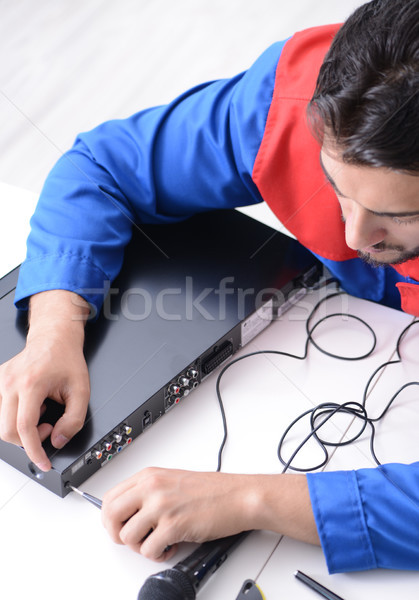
[1,0,419,573]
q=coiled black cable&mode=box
[215,289,419,474]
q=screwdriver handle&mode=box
[82,492,103,509]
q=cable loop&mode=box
[215,291,419,474]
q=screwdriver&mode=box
[67,484,103,509]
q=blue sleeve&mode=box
[307,462,419,573]
[15,41,287,313]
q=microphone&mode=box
[137,531,249,600]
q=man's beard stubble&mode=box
[358,244,419,267]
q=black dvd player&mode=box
[0,209,320,496]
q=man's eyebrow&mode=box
[319,152,419,219]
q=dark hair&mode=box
[308,0,419,172]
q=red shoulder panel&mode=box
[252,24,357,261]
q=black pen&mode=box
[294,570,345,600]
[68,484,103,509]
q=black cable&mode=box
[215,290,419,474]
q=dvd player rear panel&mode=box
[0,210,320,496]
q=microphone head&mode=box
[137,568,196,600]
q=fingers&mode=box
[0,391,19,445]
[50,385,89,449]
[102,481,144,544]
[16,392,52,471]
[37,422,54,443]
[135,527,178,562]
[102,473,176,559]
[102,489,178,561]
[102,468,204,561]
[120,513,156,551]
[102,472,139,504]
[0,361,90,471]
[0,389,52,471]
[0,291,90,471]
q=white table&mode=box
[0,182,37,277]
[1,184,419,600]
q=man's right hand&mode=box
[0,290,91,472]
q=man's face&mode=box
[320,148,419,266]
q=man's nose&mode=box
[344,203,386,251]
